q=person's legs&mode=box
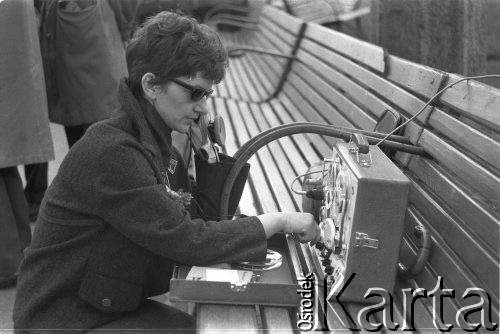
[64,124,91,148]
[91,299,196,333]
[0,167,31,289]
[24,162,48,221]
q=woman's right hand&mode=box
[257,212,321,245]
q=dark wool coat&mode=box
[13,81,267,331]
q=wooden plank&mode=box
[215,81,228,99]
[286,72,356,128]
[269,99,327,164]
[260,306,295,332]
[392,278,437,331]
[398,238,462,329]
[226,99,278,213]
[418,129,500,203]
[294,48,423,145]
[437,73,500,131]
[231,57,260,101]
[408,156,500,253]
[229,47,270,102]
[262,102,312,173]
[259,14,297,50]
[214,98,257,216]
[427,107,500,169]
[244,31,288,96]
[243,51,277,100]
[291,63,377,130]
[262,4,303,34]
[299,38,433,127]
[386,55,445,99]
[243,103,298,212]
[223,45,240,100]
[277,93,335,157]
[197,304,259,333]
[305,22,386,73]
[281,81,354,152]
[225,34,251,101]
[402,204,498,302]
[249,103,305,210]
[255,27,293,60]
[235,30,280,100]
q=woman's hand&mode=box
[257,212,321,244]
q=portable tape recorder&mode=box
[302,134,410,303]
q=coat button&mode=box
[101,298,112,307]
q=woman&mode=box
[13,11,320,332]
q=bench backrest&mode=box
[277,20,500,320]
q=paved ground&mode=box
[1,123,69,331]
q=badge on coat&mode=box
[168,158,178,174]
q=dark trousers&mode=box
[22,124,91,221]
[24,163,48,205]
[65,123,91,148]
[91,299,196,333]
[0,167,31,280]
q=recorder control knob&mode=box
[322,258,332,266]
[324,265,334,275]
[315,242,325,251]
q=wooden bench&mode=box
[196,3,499,331]
[281,0,370,37]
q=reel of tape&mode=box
[236,249,283,271]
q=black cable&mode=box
[219,122,427,217]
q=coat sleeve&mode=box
[89,141,267,266]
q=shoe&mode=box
[0,273,17,289]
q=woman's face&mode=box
[154,74,213,134]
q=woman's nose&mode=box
[194,100,209,115]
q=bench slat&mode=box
[286,72,357,128]
[226,99,278,213]
[291,63,378,130]
[243,103,299,212]
[386,55,445,99]
[260,306,294,332]
[418,130,500,204]
[408,156,499,254]
[299,39,431,132]
[305,22,386,74]
[197,304,259,333]
[270,99,328,163]
[213,98,258,216]
[398,238,461,327]
[251,103,309,209]
[403,203,498,303]
[277,94,337,157]
[427,107,500,169]
[262,4,303,34]
[259,14,297,50]
[438,73,500,131]
[294,48,423,145]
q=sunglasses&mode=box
[170,78,214,102]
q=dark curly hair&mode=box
[126,11,228,98]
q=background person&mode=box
[21,0,140,223]
[0,0,54,289]
[13,11,320,331]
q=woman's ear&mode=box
[141,72,160,102]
